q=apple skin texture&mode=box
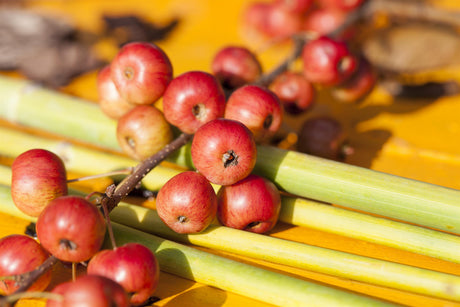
[191,118,257,186]
[162,70,226,134]
[116,105,173,161]
[11,148,68,217]
[0,234,52,295]
[156,171,218,234]
[88,243,160,305]
[36,195,106,263]
[217,174,281,234]
[110,41,173,105]
[225,85,283,143]
[97,65,135,119]
[47,274,130,307]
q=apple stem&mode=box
[102,132,193,213]
[66,168,134,183]
[12,255,59,294]
[100,189,118,250]
[71,262,77,282]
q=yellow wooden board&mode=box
[1,1,460,306]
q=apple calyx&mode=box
[223,150,238,168]
[123,67,135,80]
[59,239,77,251]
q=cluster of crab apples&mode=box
[0,1,380,304]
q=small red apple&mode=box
[110,41,173,105]
[297,116,352,160]
[36,195,106,263]
[302,36,358,86]
[47,274,130,307]
[270,71,315,115]
[217,174,281,234]
[162,70,226,134]
[225,84,283,143]
[191,118,257,186]
[97,65,135,119]
[211,46,262,89]
[331,57,377,103]
[156,171,218,234]
[265,3,304,38]
[87,243,160,305]
[11,148,68,217]
[242,2,272,38]
[116,104,173,161]
[274,0,314,14]
[303,8,346,36]
[0,234,52,295]
[318,0,366,12]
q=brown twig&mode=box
[11,255,59,294]
[102,132,193,212]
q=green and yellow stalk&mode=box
[0,127,459,265]
[0,75,459,235]
[0,184,396,307]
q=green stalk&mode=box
[109,202,460,302]
[110,223,397,307]
[0,182,457,303]
[0,76,119,151]
[0,185,396,307]
[0,127,459,264]
[0,75,460,235]
[252,146,460,235]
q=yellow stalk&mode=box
[0,182,458,303]
[0,184,396,307]
[0,128,459,264]
[110,202,460,302]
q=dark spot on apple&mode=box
[222,150,239,168]
[59,239,78,251]
[125,136,136,150]
[263,114,273,130]
[177,215,188,223]
[123,67,135,80]
[192,103,206,120]
[245,221,260,229]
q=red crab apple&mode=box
[110,41,173,105]
[11,148,68,217]
[331,57,377,103]
[242,2,272,38]
[303,8,346,36]
[117,105,173,161]
[0,234,52,295]
[156,171,217,233]
[318,0,366,12]
[162,71,226,134]
[47,274,130,307]
[302,36,358,86]
[225,84,283,143]
[275,0,314,14]
[36,195,106,263]
[297,116,352,160]
[211,46,262,89]
[217,174,281,234]
[265,3,304,38]
[97,65,135,119]
[270,71,315,115]
[87,243,160,305]
[191,118,257,186]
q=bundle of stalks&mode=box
[0,75,460,305]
